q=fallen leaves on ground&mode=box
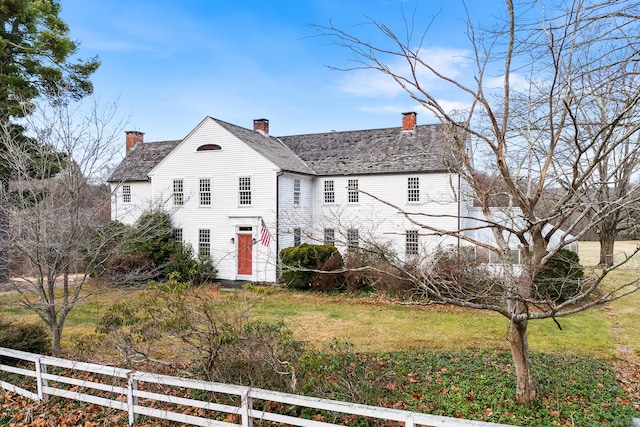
[1,354,640,425]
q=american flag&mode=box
[260,219,271,246]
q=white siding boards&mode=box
[148,118,279,282]
[108,114,470,283]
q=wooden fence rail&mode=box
[0,347,517,427]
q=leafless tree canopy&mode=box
[315,0,640,403]
[0,98,124,356]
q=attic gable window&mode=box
[197,144,222,151]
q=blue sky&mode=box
[59,0,506,143]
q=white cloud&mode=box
[339,69,406,98]
[337,46,473,98]
[485,73,531,92]
[355,97,472,124]
[431,98,472,115]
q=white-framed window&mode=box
[239,176,252,206]
[199,178,211,206]
[347,179,359,204]
[347,229,359,250]
[324,228,335,246]
[293,228,301,246]
[122,185,131,203]
[324,180,335,204]
[197,144,222,151]
[173,179,184,206]
[173,228,183,247]
[293,178,301,206]
[199,229,211,257]
[406,230,419,255]
[407,176,420,203]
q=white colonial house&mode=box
[108,112,476,282]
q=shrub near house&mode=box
[533,249,584,303]
[280,244,343,290]
[0,318,50,355]
[86,210,216,286]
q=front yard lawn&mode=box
[1,241,639,425]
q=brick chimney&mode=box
[402,112,417,131]
[125,131,144,154]
[253,119,269,136]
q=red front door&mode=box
[237,234,253,276]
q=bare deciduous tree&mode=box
[0,98,124,356]
[315,0,640,403]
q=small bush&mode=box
[86,210,206,286]
[534,249,584,303]
[280,244,342,290]
[0,318,50,355]
[129,209,175,267]
[165,245,217,285]
[104,250,158,286]
[427,248,501,302]
[343,245,417,295]
[67,333,107,360]
[84,220,129,277]
[84,218,161,286]
[98,279,305,391]
[207,319,306,391]
[310,253,345,292]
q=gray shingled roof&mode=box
[108,140,180,182]
[108,120,455,183]
[279,124,453,175]
[212,118,315,175]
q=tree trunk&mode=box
[50,324,63,357]
[0,176,9,283]
[509,317,536,404]
[598,225,616,267]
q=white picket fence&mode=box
[0,347,518,427]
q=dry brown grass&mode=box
[579,241,640,358]
[578,240,640,268]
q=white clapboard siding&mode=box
[312,172,466,255]
[278,173,314,248]
[149,118,280,282]
[111,181,154,226]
